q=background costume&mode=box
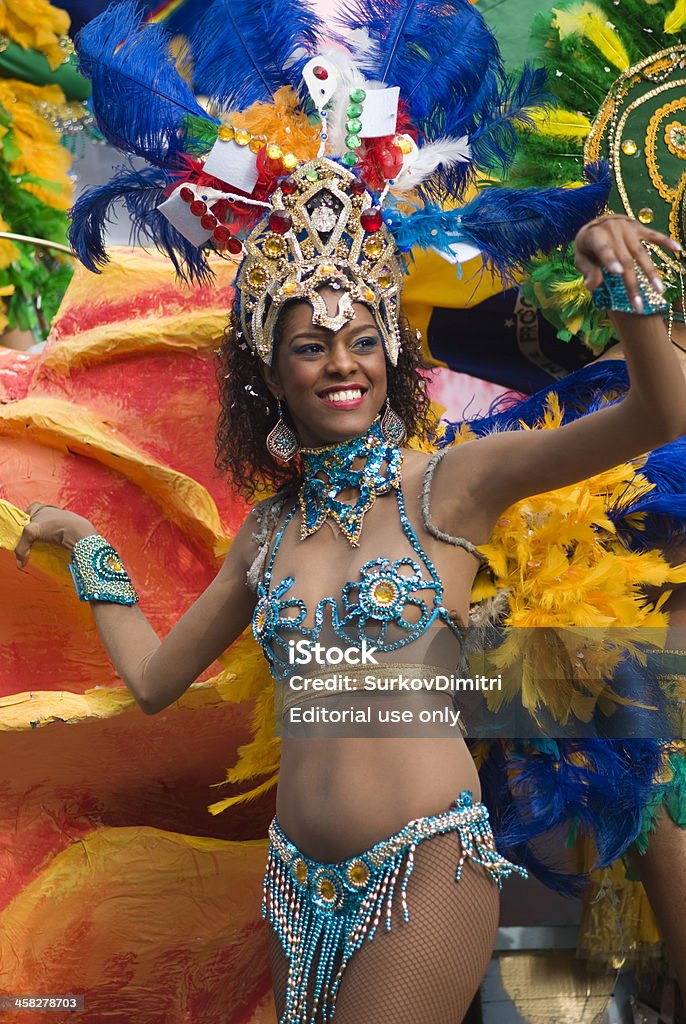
[451,0,686,971]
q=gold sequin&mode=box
[346,860,370,888]
[363,236,384,259]
[372,581,397,605]
[248,266,268,288]
[264,235,286,259]
[293,858,308,884]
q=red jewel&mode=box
[190,199,207,216]
[280,176,298,195]
[213,225,232,246]
[179,186,194,203]
[269,210,293,234]
[349,178,367,196]
[313,65,329,80]
[360,207,383,232]
[201,213,218,230]
[226,236,243,255]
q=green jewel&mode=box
[345,134,362,150]
[346,118,362,134]
[305,167,319,181]
[349,87,366,103]
[347,102,363,118]
[342,150,358,167]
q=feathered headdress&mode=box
[70,0,610,364]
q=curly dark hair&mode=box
[215,305,437,500]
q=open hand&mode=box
[575,214,682,314]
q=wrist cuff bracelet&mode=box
[69,534,139,605]
[592,265,670,316]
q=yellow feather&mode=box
[665,0,686,33]
[552,3,630,71]
[550,276,591,306]
[529,106,592,139]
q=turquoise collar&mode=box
[298,415,403,545]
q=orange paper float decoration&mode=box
[0,248,278,1024]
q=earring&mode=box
[266,401,300,462]
[380,399,406,444]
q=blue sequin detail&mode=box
[298,414,402,545]
[252,426,459,679]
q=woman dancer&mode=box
[13,1,686,1019]
[15,210,686,1022]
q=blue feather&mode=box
[338,0,505,137]
[387,162,610,280]
[456,162,610,280]
[478,733,664,891]
[188,0,322,111]
[467,65,552,177]
[75,2,214,165]
[69,164,213,285]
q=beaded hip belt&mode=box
[262,790,527,1023]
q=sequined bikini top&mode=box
[249,420,488,681]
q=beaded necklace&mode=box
[298,413,402,546]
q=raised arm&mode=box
[435,216,686,539]
[14,504,262,715]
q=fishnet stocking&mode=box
[268,830,500,1023]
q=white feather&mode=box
[343,26,382,73]
[391,136,472,191]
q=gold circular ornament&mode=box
[346,859,371,888]
[363,236,384,259]
[638,207,654,223]
[665,121,686,159]
[372,580,398,605]
[248,265,268,288]
[377,269,393,289]
[218,125,235,142]
[264,235,286,259]
[312,869,342,909]
[234,128,251,146]
[282,152,298,170]
[292,858,308,884]
[282,281,299,296]
[395,134,414,155]
[621,139,637,155]
[266,143,283,160]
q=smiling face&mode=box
[262,287,388,447]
